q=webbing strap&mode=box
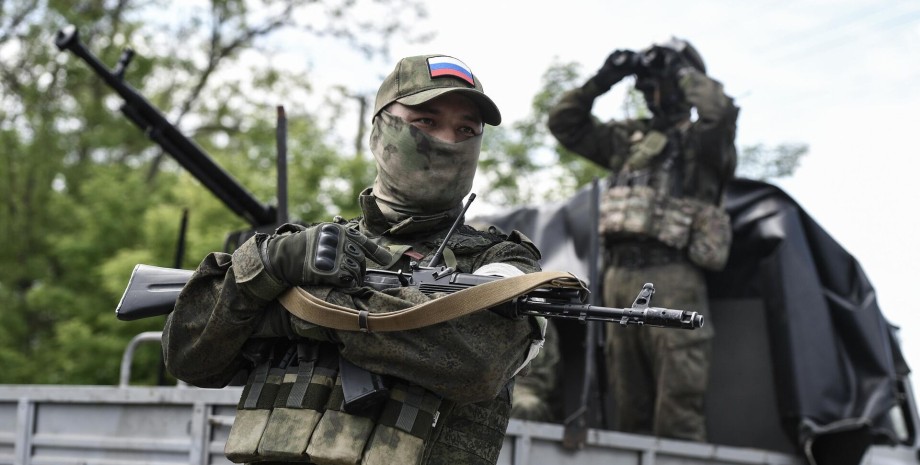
[277,271,583,333]
[243,361,270,409]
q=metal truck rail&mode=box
[1,331,916,465]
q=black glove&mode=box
[591,49,639,90]
[262,223,393,288]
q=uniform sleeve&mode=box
[330,239,544,405]
[162,236,287,387]
[679,69,740,179]
[547,82,634,171]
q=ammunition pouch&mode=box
[225,342,339,463]
[225,341,445,464]
[600,186,731,271]
[305,370,381,465]
[599,184,657,237]
[363,383,442,465]
[687,202,732,271]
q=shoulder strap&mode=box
[277,271,582,333]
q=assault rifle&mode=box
[118,262,702,330]
[116,196,703,330]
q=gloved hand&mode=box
[262,223,393,288]
[590,49,639,90]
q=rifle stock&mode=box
[116,264,703,330]
[116,265,194,321]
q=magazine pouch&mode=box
[305,368,382,465]
[361,382,442,465]
[256,342,338,459]
[224,359,282,463]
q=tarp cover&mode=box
[474,178,912,465]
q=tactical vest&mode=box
[224,225,522,464]
[224,340,449,465]
[599,128,732,271]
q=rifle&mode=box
[118,263,701,328]
[54,25,277,228]
[116,195,703,330]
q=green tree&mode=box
[479,60,607,207]
[737,143,808,181]
[0,0,427,385]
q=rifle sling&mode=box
[277,271,582,333]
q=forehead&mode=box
[412,93,482,119]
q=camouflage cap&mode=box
[374,54,502,126]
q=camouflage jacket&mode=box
[547,68,739,204]
[163,190,542,400]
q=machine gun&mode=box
[54,25,280,231]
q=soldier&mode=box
[547,38,738,442]
[163,54,547,464]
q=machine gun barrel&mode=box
[54,25,276,227]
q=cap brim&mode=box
[396,88,502,126]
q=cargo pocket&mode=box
[362,383,442,465]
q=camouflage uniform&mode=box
[547,42,737,441]
[164,54,546,464]
[163,195,543,464]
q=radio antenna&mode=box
[427,193,476,268]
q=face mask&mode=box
[370,110,481,215]
[637,77,690,123]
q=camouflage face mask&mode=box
[370,110,481,215]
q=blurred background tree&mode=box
[0,0,429,384]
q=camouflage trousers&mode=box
[603,256,714,442]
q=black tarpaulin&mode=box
[473,178,913,465]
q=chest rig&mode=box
[224,215,517,464]
[599,126,732,271]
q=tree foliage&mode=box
[737,143,808,181]
[0,0,427,385]
[478,60,608,207]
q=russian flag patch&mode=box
[427,56,475,86]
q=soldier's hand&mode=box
[593,49,639,89]
[263,223,393,288]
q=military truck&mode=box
[1,177,917,465]
[1,25,917,465]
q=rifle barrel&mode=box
[516,300,703,330]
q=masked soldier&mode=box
[547,38,738,442]
[163,54,547,464]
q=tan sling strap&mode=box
[277,271,585,333]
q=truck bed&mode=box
[1,383,915,465]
